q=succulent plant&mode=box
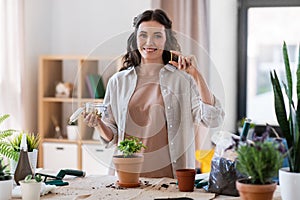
[0,157,12,181]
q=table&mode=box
[34,175,282,200]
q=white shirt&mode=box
[101,64,225,176]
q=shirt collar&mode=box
[125,63,177,75]
[164,64,177,72]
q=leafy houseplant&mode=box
[9,132,40,174]
[19,174,42,200]
[10,132,40,157]
[270,42,300,173]
[23,174,42,183]
[0,114,18,161]
[233,132,285,185]
[118,136,146,157]
[113,136,146,188]
[229,132,285,200]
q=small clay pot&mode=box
[176,169,196,192]
[236,179,277,200]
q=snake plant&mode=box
[270,42,300,173]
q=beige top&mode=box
[125,64,173,178]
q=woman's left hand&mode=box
[168,50,200,80]
[169,50,214,105]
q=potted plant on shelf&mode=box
[19,174,42,200]
[0,157,13,200]
[66,119,79,140]
[9,131,40,174]
[113,136,146,188]
[270,42,300,200]
[228,132,285,200]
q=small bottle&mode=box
[240,118,251,142]
[14,134,33,185]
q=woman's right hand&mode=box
[83,112,101,128]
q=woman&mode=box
[85,9,224,178]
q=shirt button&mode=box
[163,89,167,94]
[169,124,173,128]
[167,106,171,109]
[173,160,177,164]
[170,142,174,145]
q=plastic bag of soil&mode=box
[207,131,245,196]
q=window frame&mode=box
[237,0,300,133]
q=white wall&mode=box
[24,0,152,132]
[209,0,238,132]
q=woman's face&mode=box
[137,20,166,64]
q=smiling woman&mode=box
[136,21,166,64]
[84,9,225,178]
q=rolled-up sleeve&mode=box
[199,96,224,128]
[101,105,118,148]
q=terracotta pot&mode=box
[176,169,196,192]
[236,179,277,200]
[112,154,144,188]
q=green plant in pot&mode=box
[0,114,18,161]
[19,174,42,200]
[113,136,146,188]
[270,42,300,200]
[229,132,285,200]
[9,132,40,174]
[0,157,13,200]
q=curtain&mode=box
[152,0,209,79]
[151,0,213,170]
[0,0,25,130]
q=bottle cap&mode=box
[20,133,28,151]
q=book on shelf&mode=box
[85,74,105,98]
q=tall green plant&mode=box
[0,114,18,160]
[270,42,300,173]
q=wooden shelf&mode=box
[38,55,117,173]
[43,97,79,103]
[43,138,79,144]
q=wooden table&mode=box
[31,175,282,200]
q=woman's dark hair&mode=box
[120,9,181,71]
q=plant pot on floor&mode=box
[0,175,13,200]
[236,179,277,200]
[10,149,38,174]
[113,154,144,188]
[20,180,41,200]
[279,167,300,200]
